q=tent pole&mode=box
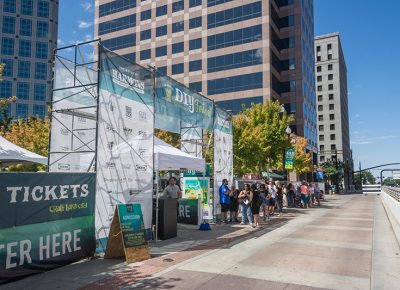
[155,170,159,243]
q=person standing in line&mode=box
[238,183,253,226]
[163,177,181,200]
[309,183,315,208]
[282,184,288,208]
[314,183,321,206]
[268,181,277,216]
[300,181,310,209]
[287,183,295,207]
[229,185,240,222]
[251,184,261,227]
[259,183,269,221]
[219,179,231,223]
[276,181,284,217]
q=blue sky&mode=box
[58,0,400,175]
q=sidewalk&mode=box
[1,198,341,290]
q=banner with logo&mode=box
[0,172,96,283]
[178,199,200,225]
[285,147,295,170]
[155,74,214,134]
[213,107,233,214]
[49,54,98,173]
[96,48,154,250]
[182,177,210,205]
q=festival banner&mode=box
[213,107,233,215]
[96,47,154,250]
[178,199,200,225]
[0,173,96,283]
[284,147,295,170]
[155,74,214,134]
[182,177,210,205]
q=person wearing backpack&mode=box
[251,183,261,227]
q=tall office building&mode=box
[315,33,352,187]
[94,0,317,152]
[0,0,58,119]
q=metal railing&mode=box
[382,186,400,202]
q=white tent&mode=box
[154,137,205,172]
[0,136,47,166]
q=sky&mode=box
[58,0,400,176]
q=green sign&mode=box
[285,147,295,170]
[0,173,96,283]
[178,199,199,225]
[183,164,211,177]
[117,204,147,248]
[182,177,210,205]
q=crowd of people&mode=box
[219,179,324,228]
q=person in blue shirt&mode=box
[219,179,231,223]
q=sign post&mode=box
[285,147,295,170]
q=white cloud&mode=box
[80,2,92,12]
[78,20,93,29]
[57,38,65,45]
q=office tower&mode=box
[0,0,58,119]
[315,32,352,187]
[95,0,317,153]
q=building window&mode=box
[122,52,135,61]
[317,95,322,102]
[319,135,324,141]
[189,81,202,92]
[156,25,168,37]
[172,63,184,74]
[207,24,262,51]
[4,0,16,13]
[330,124,335,130]
[329,114,335,120]
[155,45,167,57]
[189,60,202,72]
[1,37,14,55]
[35,63,47,80]
[157,66,167,75]
[33,104,46,119]
[317,56,321,62]
[288,58,295,70]
[289,80,296,92]
[330,134,335,140]
[208,72,263,95]
[0,81,12,98]
[189,38,202,50]
[317,66,321,72]
[19,39,32,57]
[320,156,325,163]
[17,82,30,100]
[1,58,13,77]
[316,46,320,52]
[16,103,28,119]
[140,29,151,41]
[318,115,323,121]
[36,21,49,38]
[207,2,262,29]
[331,144,336,150]
[327,43,332,50]
[2,16,16,34]
[140,49,151,60]
[328,64,333,70]
[327,54,332,60]
[329,104,334,110]
[328,84,333,90]
[215,96,263,114]
[208,49,262,73]
[320,145,324,151]
[317,75,322,82]
[172,42,184,53]
[98,15,136,35]
[329,94,334,100]
[20,19,32,36]
[172,0,184,12]
[172,21,184,33]
[37,0,49,18]
[18,61,31,78]
[328,74,333,80]
[189,0,202,8]
[189,16,202,29]
[319,125,324,131]
[318,105,323,112]
[36,42,48,59]
[34,83,46,100]
[208,0,234,7]
[141,9,151,21]
[21,0,33,15]
[99,0,136,17]
[156,5,168,17]
[101,34,136,50]
[317,85,322,92]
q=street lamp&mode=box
[283,126,292,182]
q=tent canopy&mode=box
[154,137,205,172]
[0,136,48,166]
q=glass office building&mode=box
[95,0,317,152]
[0,0,58,119]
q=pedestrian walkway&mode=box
[2,194,400,290]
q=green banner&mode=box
[285,147,295,170]
[117,204,147,248]
[178,199,199,225]
[0,173,96,283]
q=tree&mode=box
[291,135,313,175]
[154,129,180,148]
[232,101,294,175]
[354,171,376,186]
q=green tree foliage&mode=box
[154,129,180,148]
[292,135,313,174]
[232,101,294,175]
[354,171,376,185]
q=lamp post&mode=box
[284,126,292,182]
